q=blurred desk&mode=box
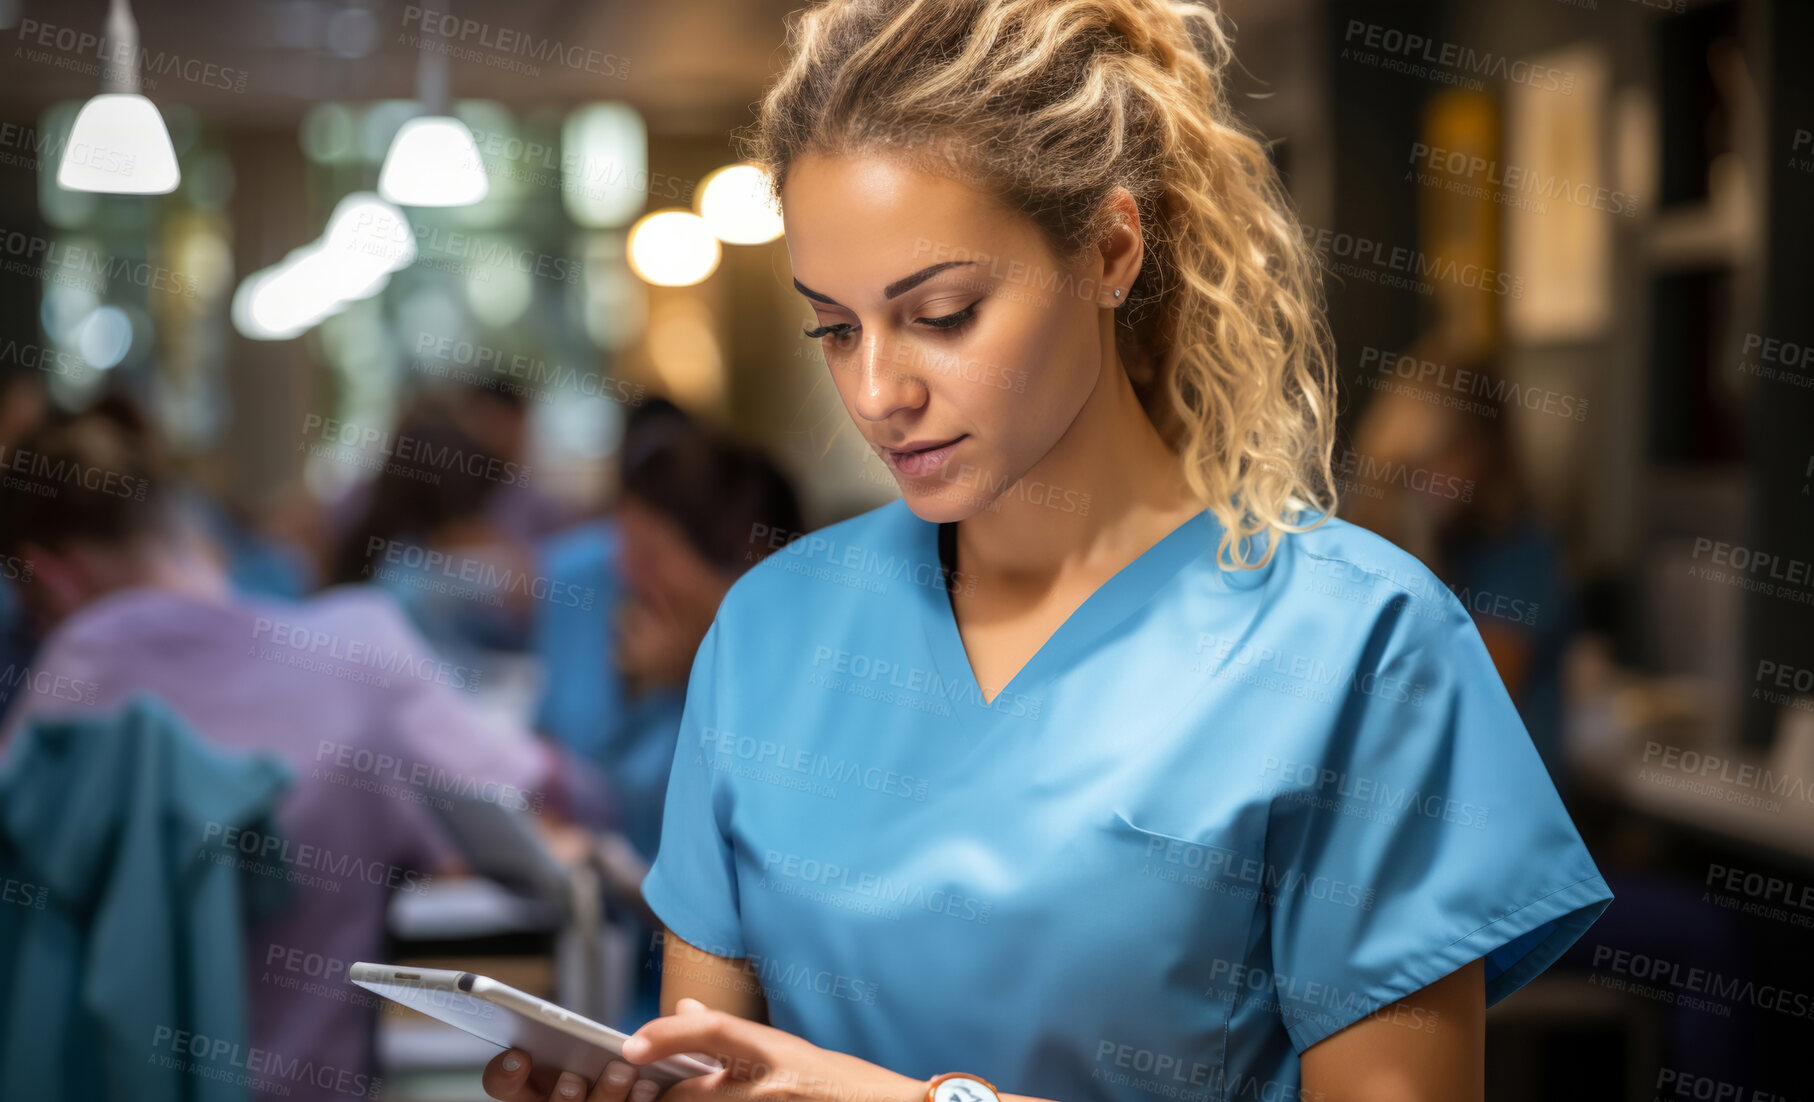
[1571,742,1814,871]
[378,877,567,1102]
[389,875,565,940]
[377,869,637,1100]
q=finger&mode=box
[658,1074,725,1102]
[621,1009,743,1068]
[586,1059,640,1102]
[553,1071,591,1101]
[481,1050,545,1102]
[629,1079,663,1102]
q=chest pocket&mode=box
[1099,803,1270,973]
[1047,802,1269,1089]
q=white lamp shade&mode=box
[378,116,488,206]
[56,93,181,195]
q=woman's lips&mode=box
[884,435,967,478]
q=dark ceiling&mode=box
[0,0,805,131]
[0,0,1296,133]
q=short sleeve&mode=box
[1263,585,1613,1052]
[640,618,747,958]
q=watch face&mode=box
[932,1078,995,1102]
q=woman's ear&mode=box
[1095,186,1144,308]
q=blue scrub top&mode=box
[642,499,1612,1101]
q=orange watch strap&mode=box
[925,1071,1001,1102]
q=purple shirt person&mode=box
[0,399,567,1102]
[3,584,561,1101]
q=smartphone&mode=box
[349,963,722,1087]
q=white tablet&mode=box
[349,963,722,1087]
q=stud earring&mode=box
[1113,288,1122,299]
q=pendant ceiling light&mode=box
[378,9,487,207]
[57,0,181,194]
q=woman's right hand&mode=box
[481,1049,665,1102]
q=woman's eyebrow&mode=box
[792,260,981,306]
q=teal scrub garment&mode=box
[641,499,1613,1101]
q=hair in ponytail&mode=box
[741,0,1337,569]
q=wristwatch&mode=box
[926,1072,1002,1102]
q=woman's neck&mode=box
[949,344,1203,593]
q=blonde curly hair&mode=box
[739,0,1338,569]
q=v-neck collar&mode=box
[913,504,1220,735]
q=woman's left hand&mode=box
[621,997,924,1102]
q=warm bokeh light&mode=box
[697,164,784,244]
[625,209,720,286]
[646,297,724,408]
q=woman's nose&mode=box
[849,332,927,423]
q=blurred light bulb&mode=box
[378,116,488,206]
[698,164,783,244]
[626,210,720,286]
[233,193,416,339]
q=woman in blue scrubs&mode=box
[482,2,1613,1101]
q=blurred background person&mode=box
[533,396,804,1030]
[604,400,804,862]
[1341,341,1578,786]
[172,483,316,602]
[1341,339,1758,1088]
[529,396,692,809]
[0,392,583,1101]
[324,386,535,666]
[452,382,573,548]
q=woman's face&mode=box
[780,152,1112,522]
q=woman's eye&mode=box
[917,302,978,330]
[802,301,977,342]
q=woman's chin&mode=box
[897,484,994,524]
